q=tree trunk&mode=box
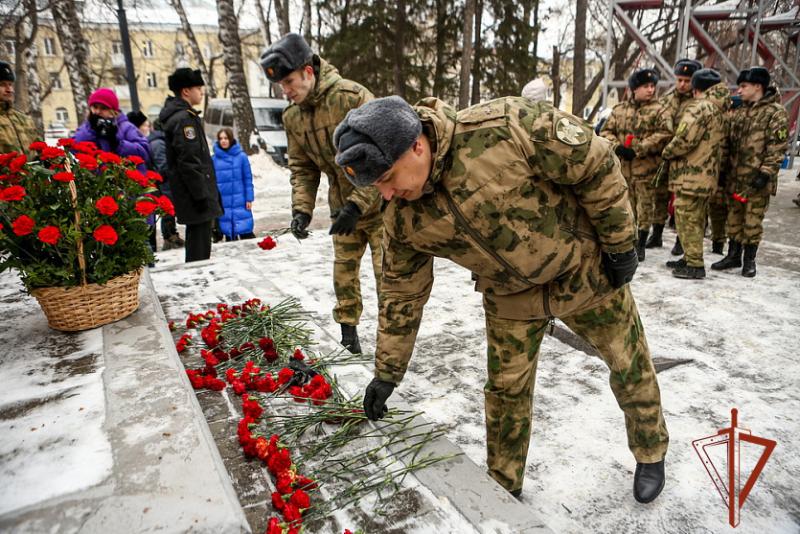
[255,0,271,46]
[274,0,291,36]
[470,0,483,104]
[551,45,560,109]
[393,0,406,97]
[21,0,43,135]
[216,0,257,154]
[572,0,587,116]
[432,0,446,97]
[50,0,92,122]
[169,0,217,98]
[303,0,312,44]
[531,0,539,76]
[459,0,475,109]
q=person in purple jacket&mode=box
[73,88,150,171]
[212,128,255,240]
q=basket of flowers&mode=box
[0,140,174,331]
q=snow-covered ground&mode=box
[147,157,800,533]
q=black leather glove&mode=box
[290,211,311,239]
[615,145,636,161]
[363,378,396,421]
[601,249,638,289]
[287,358,318,386]
[90,114,118,141]
[329,202,362,236]
[750,172,770,191]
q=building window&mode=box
[112,41,123,55]
[43,37,56,56]
[50,72,62,90]
[146,72,157,88]
[55,107,69,123]
[4,40,14,55]
[143,40,154,57]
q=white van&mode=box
[204,98,289,166]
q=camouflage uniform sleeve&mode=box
[374,227,435,384]
[517,109,637,253]
[760,107,789,178]
[343,87,383,214]
[598,108,620,145]
[662,103,708,161]
[285,109,321,216]
[633,106,672,156]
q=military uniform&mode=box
[662,82,730,271]
[599,98,672,231]
[283,58,383,326]
[0,102,37,156]
[658,89,693,227]
[374,97,668,493]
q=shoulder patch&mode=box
[555,117,588,146]
[776,128,788,141]
[676,122,688,136]
[183,125,197,140]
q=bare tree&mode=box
[216,0,257,154]
[50,0,93,122]
[432,0,447,97]
[393,0,406,97]
[274,0,291,36]
[255,0,272,46]
[168,0,217,98]
[470,0,483,104]
[551,45,561,108]
[303,0,312,44]
[572,0,587,116]
[459,0,475,109]
[20,0,43,135]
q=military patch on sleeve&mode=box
[776,128,788,141]
[676,122,688,136]
[555,117,589,146]
[183,125,197,140]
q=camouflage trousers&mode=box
[331,212,384,325]
[483,285,669,492]
[726,193,770,245]
[652,177,671,226]
[708,188,728,243]
[631,179,657,230]
[674,193,709,268]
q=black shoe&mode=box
[509,488,522,499]
[636,230,648,262]
[665,258,686,269]
[634,460,665,504]
[673,265,705,279]
[340,324,362,354]
[742,244,758,277]
[711,240,742,270]
[711,240,725,254]
[670,237,683,256]
[645,224,664,248]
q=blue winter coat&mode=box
[212,141,254,238]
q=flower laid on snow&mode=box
[175,333,192,353]
[258,235,277,250]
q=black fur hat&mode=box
[260,33,314,83]
[0,61,14,82]
[673,59,702,77]
[736,69,750,85]
[126,110,148,128]
[742,67,770,89]
[628,68,659,90]
[167,68,205,94]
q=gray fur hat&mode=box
[0,61,14,82]
[691,68,721,92]
[334,96,422,187]
[261,33,314,83]
[673,58,702,77]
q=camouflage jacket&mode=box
[283,58,381,219]
[662,82,730,197]
[599,97,672,183]
[659,88,693,125]
[375,97,636,384]
[727,87,788,196]
[0,102,38,156]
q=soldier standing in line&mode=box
[661,69,730,279]
[260,33,383,354]
[712,67,789,277]
[600,68,672,262]
[0,61,38,156]
[656,59,702,256]
[335,96,669,503]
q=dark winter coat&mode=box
[147,129,172,197]
[212,141,254,238]
[158,96,223,225]
[74,113,150,173]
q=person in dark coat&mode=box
[212,127,255,240]
[148,120,184,249]
[158,68,223,262]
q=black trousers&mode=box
[185,221,212,263]
[161,214,178,239]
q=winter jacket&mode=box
[158,96,223,225]
[212,141,254,238]
[74,113,150,173]
[659,88,693,125]
[599,97,673,185]
[147,129,172,197]
[726,86,789,197]
[662,82,730,197]
[283,57,382,220]
[0,102,38,156]
[374,97,636,384]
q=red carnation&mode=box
[12,215,35,236]
[126,155,145,166]
[125,169,149,187]
[40,147,65,160]
[282,502,302,523]
[52,171,74,182]
[157,195,175,215]
[72,141,97,153]
[57,138,74,147]
[37,225,62,245]
[74,153,98,170]
[276,471,294,494]
[258,236,277,250]
[0,185,26,201]
[146,170,163,182]
[29,141,48,151]
[292,348,305,361]
[135,199,158,216]
[95,196,119,216]
[289,489,310,509]
[266,517,282,534]
[93,224,118,245]
[271,491,286,511]
[98,152,121,164]
[277,368,294,385]
[9,154,27,173]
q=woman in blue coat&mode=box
[212,128,255,240]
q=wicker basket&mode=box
[31,269,142,332]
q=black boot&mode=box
[742,244,758,277]
[672,264,706,279]
[340,324,362,354]
[634,460,665,504]
[665,258,686,269]
[509,488,522,500]
[711,240,742,270]
[671,237,683,256]
[636,230,648,262]
[645,224,664,248]
[711,240,725,254]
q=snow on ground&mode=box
[148,158,800,533]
